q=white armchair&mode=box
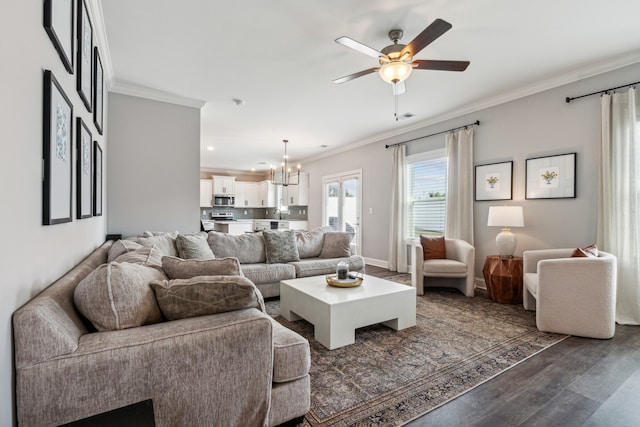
[411,238,475,297]
[522,249,617,339]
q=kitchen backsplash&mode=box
[200,206,308,221]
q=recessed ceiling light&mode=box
[258,161,267,165]
[321,144,328,148]
[207,146,214,151]
[251,168,256,172]
[232,98,246,107]
[398,112,416,120]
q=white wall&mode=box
[0,3,108,425]
[305,61,640,275]
[107,93,201,236]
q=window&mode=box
[406,148,447,238]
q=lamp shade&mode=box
[379,61,413,84]
[487,206,524,227]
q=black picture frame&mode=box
[525,152,577,199]
[76,0,93,111]
[93,141,103,216]
[474,161,513,201]
[76,118,93,219]
[43,70,73,225]
[44,0,74,74]
[93,47,104,134]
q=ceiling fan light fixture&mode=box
[379,61,413,84]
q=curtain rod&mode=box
[565,80,639,103]
[385,120,480,149]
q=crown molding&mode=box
[110,82,206,109]
[302,50,640,164]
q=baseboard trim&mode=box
[475,277,487,290]
[364,257,389,269]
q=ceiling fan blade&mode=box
[333,67,379,84]
[393,81,406,95]
[401,18,452,57]
[413,59,470,72]
[335,36,386,59]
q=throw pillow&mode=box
[162,256,243,279]
[571,244,599,258]
[263,230,300,263]
[319,232,353,259]
[420,235,447,260]
[207,231,266,264]
[176,233,215,260]
[138,232,179,257]
[107,239,144,262]
[112,245,164,267]
[151,276,265,321]
[74,262,167,332]
[296,226,332,258]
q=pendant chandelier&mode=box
[271,139,300,186]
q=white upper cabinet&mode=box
[199,179,213,207]
[211,175,235,195]
[259,181,277,208]
[235,182,260,207]
[281,172,308,206]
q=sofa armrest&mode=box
[445,239,475,267]
[16,308,274,427]
[411,241,424,290]
[523,248,574,274]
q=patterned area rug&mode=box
[266,274,568,427]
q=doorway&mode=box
[322,169,362,255]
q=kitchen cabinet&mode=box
[287,221,308,230]
[281,172,308,206]
[258,181,277,207]
[235,182,261,207]
[214,221,253,236]
[199,179,213,207]
[211,175,235,195]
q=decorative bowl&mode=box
[325,274,363,288]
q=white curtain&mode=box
[445,128,474,244]
[388,145,408,272]
[598,88,640,325]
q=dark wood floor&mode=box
[365,265,640,427]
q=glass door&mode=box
[322,170,362,255]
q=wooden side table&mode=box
[482,255,523,304]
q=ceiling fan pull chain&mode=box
[394,91,399,121]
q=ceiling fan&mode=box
[333,18,469,95]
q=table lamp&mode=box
[487,206,524,258]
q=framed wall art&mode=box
[93,141,103,216]
[44,0,74,73]
[76,0,93,111]
[76,118,93,219]
[43,70,73,225]
[525,152,576,199]
[93,47,104,134]
[475,161,513,201]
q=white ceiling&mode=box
[101,0,640,172]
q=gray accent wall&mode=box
[1,3,108,425]
[305,61,640,277]
[107,93,200,237]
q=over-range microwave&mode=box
[213,195,235,207]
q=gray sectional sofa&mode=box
[208,227,366,297]
[13,239,312,426]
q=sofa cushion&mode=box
[138,232,179,257]
[263,230,300,263]
[319,232,353,259]
[420,235,447,260]
[240,263,296,285]
[112,245,164,267]
[176,233,215,260]
[290,255,365,278]
[151,276,265,320]
[296,226,331,259]
[162,256,242,279]
[107,239,143,262]
[571,244,598,258]
[207,231,266,264]
[74,262,166,332]
[269,317,311,383]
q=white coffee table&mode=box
[280,274,416,350]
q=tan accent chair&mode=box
[522,248,617,339]
[411,238,476,297]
